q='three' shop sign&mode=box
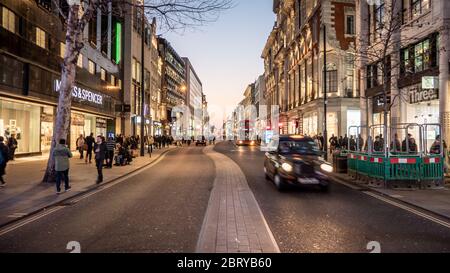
[408,84,438,104]
[54,79,103,105]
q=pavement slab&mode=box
[196,146,280,253]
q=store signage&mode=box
[422,76,439,89]
[408,84,439,104]
[54,80,103,105]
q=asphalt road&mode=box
[0,147,215,253]
[214,141,450,253]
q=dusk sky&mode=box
[161,0,275,127]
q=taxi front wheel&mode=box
[274,174,288,191]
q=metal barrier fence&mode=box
[346,152,444,182]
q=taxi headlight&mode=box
[281,163,293,173]
[320,163,333,173]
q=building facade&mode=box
[262,0,360,138]
[183,57,203,138]
[0,0,123,156]
[122,1,162,137]
[356,0,450,146]
[158,38,186,136]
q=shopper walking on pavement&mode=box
[76,134,85,159]
[53,139,73,194]
[106,137,116,168]
[94,136,107,184]
[7,134,18,161]
[85,133,95,164]
[0,136,10,187]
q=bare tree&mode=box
[354,0,430,151]
[43,0,233,183]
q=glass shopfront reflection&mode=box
[0,99,40,155]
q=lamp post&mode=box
[323,24,328,161]
[140,2,145,156]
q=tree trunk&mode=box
[43,5,80,183]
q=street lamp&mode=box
[323,24,328,161]
[140,2,145,157]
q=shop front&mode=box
[404,83,439,125]
[0,78,118,157]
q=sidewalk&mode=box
[0,147,176,227]
[331,172,450,220]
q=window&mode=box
[375,1,385,32]
[88,59,96,75]
[400,36,437,75]
[1,7,15,33]
[89,13,97,46]
[60,42,66,58]
[35,27,46,49]
[326,70,338,93]
[346,15,355,35]
[412,0,430,19]
[111,75,116,86]
[100,67,106,81]
[132,58,137,80]
[77,54,83,68]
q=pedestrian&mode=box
[0,136,10,187]
[430,135,445,155]
[7,134,18,161]
[390,134,401,153]
[76,134,85,159]
[53,139,73,194]
[94,135,107,184]
[374,136,383,152]
[85,133,95,164]
[106,137,116,168]
[148,135,154,155]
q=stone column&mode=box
[440,0,450,147]
[356,0,369,139]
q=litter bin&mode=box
[333,151,348,173]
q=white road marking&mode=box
[0,152,170,237]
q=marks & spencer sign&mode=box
[54,80,103,105]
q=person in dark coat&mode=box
[94,136,107,184]
[7,134,18,161]
[85,133,95,164]
[0,136,10,186]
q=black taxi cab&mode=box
[264,135,332,191]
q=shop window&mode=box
[0,100,40,155]
[1,6,16,33]
[35,27,46,49]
